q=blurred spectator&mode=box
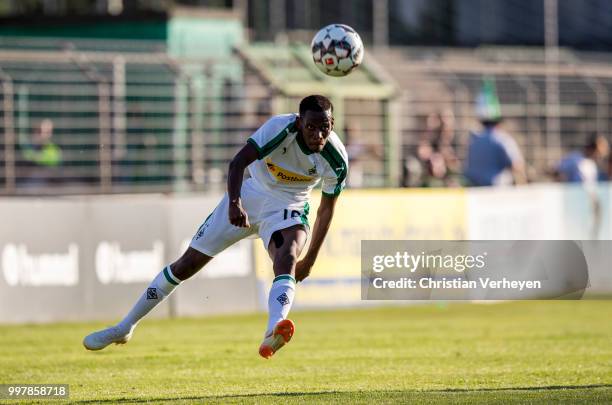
[19,119,63,186]
[555,133,609,185]
[606,149,612,181]
[464,120,526,187]
[464,79,526,187]
[554,134,609,238]
[414,109,461,187]
[344,122,383,188]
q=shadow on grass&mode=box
[70,384,612,404]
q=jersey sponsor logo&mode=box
[308,165,317,175]
[265,158,314,183]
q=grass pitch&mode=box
[1,301,611,404]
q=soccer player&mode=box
[83,95,348,359]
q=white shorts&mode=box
[190,179,310,256]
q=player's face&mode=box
[299,110,334,153]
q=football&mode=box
[311,24,364,77]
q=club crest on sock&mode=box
[276,292,290,306]
[146,288,158,300]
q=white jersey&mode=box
[190,113,348,256]
[246,113,349,204]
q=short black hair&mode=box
[299,95,333,115]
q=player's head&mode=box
[297,95,334,153]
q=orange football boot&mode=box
[259,319,295,359]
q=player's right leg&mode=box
[83,193,255,351]
[259,224,308,359]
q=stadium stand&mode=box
[375,46,612,182]
[1,37,611,194]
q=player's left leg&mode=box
[83,248,212,351]
[114,248,212,332]
[84,191,255,351]
[259,224,308,358]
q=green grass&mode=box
[0,301,611,404]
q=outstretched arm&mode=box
[227,143,259,227]
[295,193,338,282]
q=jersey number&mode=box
[283,209,302,220]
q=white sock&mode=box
[117,266,181,332]
[265,274,296,337]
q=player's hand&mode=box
[228,199,250,228]
[295,258,314,282]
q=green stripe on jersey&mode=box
[254,121,296,159]
[300,202,310,226]
[320,142,348,196]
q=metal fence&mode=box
[379,47,612,186]
[1,38,612,194]
[0,38,276,195]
